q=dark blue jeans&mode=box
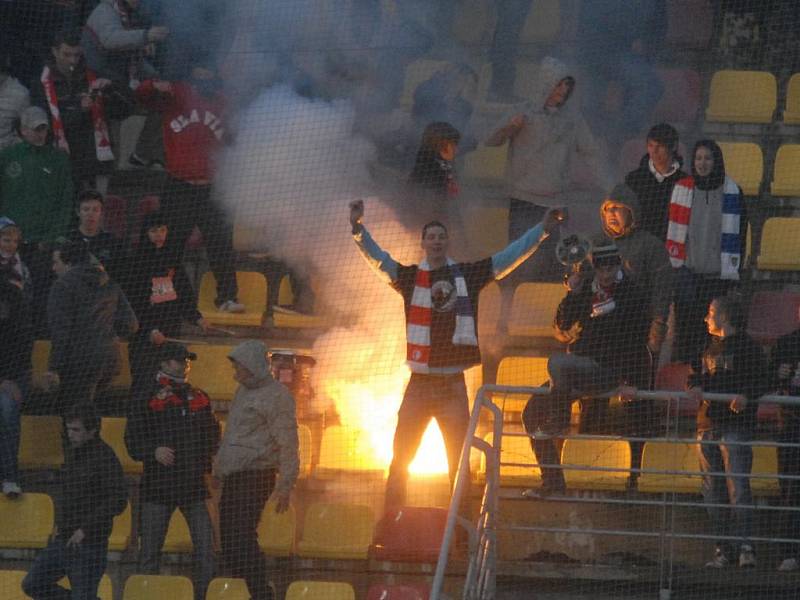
[0,388,21,484]
[697,428,754,553]
[22,536,108,600]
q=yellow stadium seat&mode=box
[273,311,329,330]
[561,439,631,491]
[519,0,561,44]
[478,432,541,488]
[756,217,800,271]
[0,493,54,548]
[495,355,549,411]
[162,509,192,553]
[463,144,507,182]
[784,73,800,124]
[199,271,266,327]
[108,502,132,552]
[58,574,114,600]
[100,417,142,474]
[298,423,312,479]
[450,0,493,46]
[0,570,27,600]
[123,574,193,600]
[111,341,132,388]
[460,203,508,255]
[186,343,238,401]
[705,70,777,124]
[771,144,800,197]
[507,283,565,337]
[399,59,450,108]
[296,502,375,560]
[285,581,355,600]
[638,442,702,494]
[31,340,51,378]
[257,501,296,556]
[464,364,483,412]
[278,275,294,306]
[314,425,385,479]
[716,142,763,196]
[206,577,250,600]
[477,281,501,337]
[18,416,63,470]
[751,445,779,497]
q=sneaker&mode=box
[2,481,22,498]
[149,159,165,171]
[778,557,799,572]
[705,548,730,569]
[217,300,245,313]
[128,153,148,168]
[739,545,756,568]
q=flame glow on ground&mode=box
[324,369,450,476]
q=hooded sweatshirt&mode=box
[599,183,673,351]
[0,75,29,150]
[47,262,138,374]
[487,56,611,205]
[214,340,300,495]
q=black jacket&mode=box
[47,262,138,374]
[67,228,126,282]
[690,332,767,432]
[625,154,687,241]
[0,260,33,382]
[555,274,650,384]
[59,436,127,543]
[125,376,220,505]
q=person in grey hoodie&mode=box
[486,56,613,285]
[213,340,299,600]
[45,240,138,413]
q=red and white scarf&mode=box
[406,259,477,373]
[40,65,114,162]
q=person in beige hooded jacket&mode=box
[213,339,299,600]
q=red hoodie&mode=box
[136,80,225,182]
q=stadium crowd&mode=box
[0,0,800,598]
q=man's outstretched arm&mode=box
[349,199,399,283]
[492,207,565,279]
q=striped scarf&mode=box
[40,65,114,162]
[406,259,477,373]
[665,175,741,280]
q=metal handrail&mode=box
[430,384,800,600]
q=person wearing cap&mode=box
[0,51,30,151]
[135,64,244,314]
[212,340,299,600]
[0,216,33,498]
[0,105,74,245]
[349,198,565,512]
[522,238,650,496]
[122,210,208,397]
[624,122,687,241]
[598,183,673,381]
[46,239,138,413]
[125,341,219,600]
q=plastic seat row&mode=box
[17,416,312,479]
[706,70,800,126]
[479,435,781,495]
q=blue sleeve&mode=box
[491,222,548,279]
[352,225,399,282]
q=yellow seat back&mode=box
[771,144,800,197]
[508,283,565,337]
[561,439,631,491]
[285,581,356,600]
[108,502,132,551]
[495,356,549,411]
[123,574,193,600]
[18,416,63,470]
[314,425,384,478]
[784,73,800,124]
[519,0,561,43]
[705,70,777,123]
[0,493,54,548]
[162,509,192,553]
[186,343,238,401]
[479,432,541,488]
[751,445,779,496]
[716,142,763,196]
[100,417,142,474]
[757,217,800,271]
[638,442,702,494]
[296,502,375,560]
[206,577,250,600]
[257,501,296,556]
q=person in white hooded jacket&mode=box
[213,339,299,600]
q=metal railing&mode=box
[430,385,800,600]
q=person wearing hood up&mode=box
[666,140,746,363]
[485,56,612,300]
[45,239,138,414]
[122,210,208,397]
[624,122,687,241]
[598,183,673,381]
[213,340,299,600]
